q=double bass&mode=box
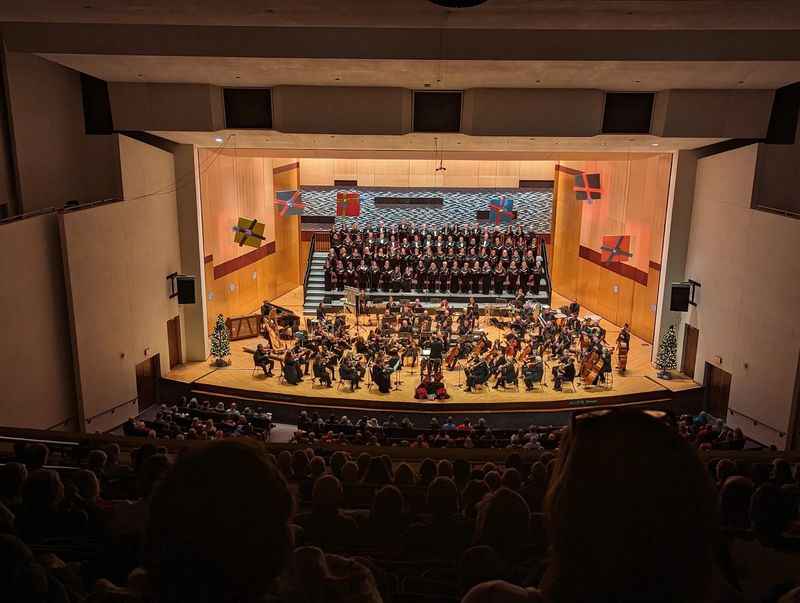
[584,349,607,385]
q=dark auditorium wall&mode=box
[3,51,121,213]
[0,211,78,430]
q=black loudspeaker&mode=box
[413,91,462,132]
[670,283,691,312]
[602,92,654,134]
[176,276,196,305]
[224,88,272,129]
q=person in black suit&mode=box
[465,358,489,392]
[253,344,274,376]
[428,333,446,374]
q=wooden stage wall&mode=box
[551,155,672,343]
[200,151,301,332]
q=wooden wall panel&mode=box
[199,149,276,266]
[203,157,302,332]
[552,155,670,342]
[300,159,556,189]
[551,166,582,300]
[631,268,661,342]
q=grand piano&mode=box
[225,301,301,343]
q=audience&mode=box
[0,407,797,603]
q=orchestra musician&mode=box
[493,357,518,390]
[371,356,392,393]
[282,350,303,385]
[522,356,544,391]
[464,354,490,392]
[312,347,333,387]
[616,323,631,373]
[552,355,576,391]
[252,344,274,377]
[338,351,363,390]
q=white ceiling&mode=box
[150,130,724,156]
[42,55,800,91]
[5,0,800,29]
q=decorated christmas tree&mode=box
[655,324,678,379]
[210,314,231,365]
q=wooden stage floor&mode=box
[168,287,700,414]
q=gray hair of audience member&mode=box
[144,440,294,603]
[87,449,108,473]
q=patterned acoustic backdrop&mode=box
[299,186,553,232]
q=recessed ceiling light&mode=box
[535,80,541,84]
[737,80,745,85]
[633,80,641,83]
[651,143,660,147]
[137,74,143,78]
[214,137,224,143]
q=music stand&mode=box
[391,357,404,391]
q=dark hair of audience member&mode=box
[0,534,69,602]
[505,453,522,471]
[474,486,531,562]
[750,482,792,546]
[462,479,491,521]
[363,456,392,485]
[772,458,794,486]
[427,476,459,520]
[0,462,27,504]
[137,454,171,499]
[419,458,436,486]
[24,443,49,471]
[329,451,347,479]
[22,469,63,513]
[541,410,719,603]
[341,461,359,483]
[453,458,471,487]
[719,476,754,531]
[393,463,415,486]
[500,467,523,491]
[292,450,310,480]
[357,453,371,478]
[371,485,405,525]
[459,545,504,597]
[144,440,294,603]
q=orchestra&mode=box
[251,224,626,399]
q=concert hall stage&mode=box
[166,290,701,418]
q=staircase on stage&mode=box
[303,250,553,315]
